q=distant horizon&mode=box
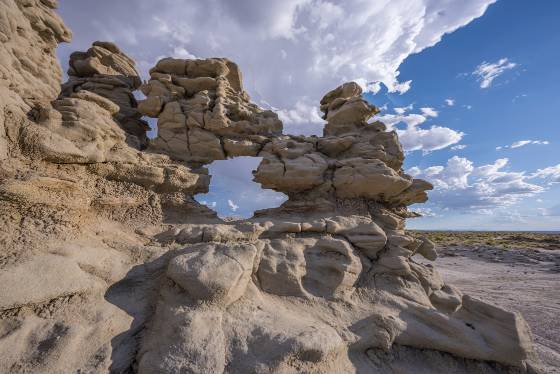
[408,229,560,233]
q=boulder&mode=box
[167,243,258,305]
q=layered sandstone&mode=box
[0,2,543,373]
[138,57,282,164]
[61,41,150,148]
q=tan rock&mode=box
[174,76,218,96]
[257,237,362,298]
[333,158,412,200]
[254,153,328,192]
[325,215,387,258]
[167,243,257,305]
[416,237,438,261]
[138,95,164,117]
[223,139,261,157]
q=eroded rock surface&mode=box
[62,41,149,148]
[0,2,544,373]
[138,57,282,164]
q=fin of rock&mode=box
[0,2,542,373]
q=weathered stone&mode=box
[257,237,362,298]
[333,158,412,200]
[140,57,283,164]
[167,243,258,305]
[0,4,540,372]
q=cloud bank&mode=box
[408,156,549,210]
[58,0,496,134]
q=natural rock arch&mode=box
[194,156,288,219]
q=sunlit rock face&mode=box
[138,57,282,164]
[0,2,541,373]
[61,41,150,149]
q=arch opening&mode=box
[195,157,288,220]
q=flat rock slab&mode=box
[0,254,99,310]
[418,245,560,373]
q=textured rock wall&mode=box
[138,57,282,164]
[0,2,543,373]
[61,41,150,149]
[0,0,71,160]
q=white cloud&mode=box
[200,200,217,208]
[497,139,550,150]
[378,112,463,153]
[172,46,197,59]
[445,98,455,106]
[394,104,413,114]
[228,199,239,212]
[408,156,546,210]
[420,107,438,117]
[451,144,466,150]
[511,140,549,148]
[275,98,324,135]
[196,157,288,218]
[58,0,496,134]
[512,140,534,149]
[531,164,560,184]
[411,207,437,217]
[353,79,383,94]
[473,58,517,88]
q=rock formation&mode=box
[138,57,282,164]
[0,1,543,373]
[61,41,150,149]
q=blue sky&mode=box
[57,0,559,229]
[368,0,560,230]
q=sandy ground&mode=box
[419,244,560,373]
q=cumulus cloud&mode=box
[275,98,325,135]
[420,107,438,117]
[530,164,560,184]
[171,46,197,59]
[408,156,547,210]
[378,112,463,153]
[58,0,496,134]
[353,79,383,94]
[496,139,549,150]
[394,104,414,114]
[473,58,517,88]
[445,98,455,106]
